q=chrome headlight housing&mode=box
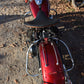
[35,0,43,5]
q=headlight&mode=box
[35,0,43,5]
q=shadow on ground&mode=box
[0,54,5,59]
[60,26,84,84]
[0,15,31,24]
[0,11,84,28]
[57,11,84,29]
[0,54,6,64]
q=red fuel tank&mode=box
[30,0,49,18]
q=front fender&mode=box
[39,41,65,84]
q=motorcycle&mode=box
[24,0,74,84]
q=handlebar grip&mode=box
[25,0,28,3]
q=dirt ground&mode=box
[0,0,84,84]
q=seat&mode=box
[24,10,59,28]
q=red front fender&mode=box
[39,41,65,84]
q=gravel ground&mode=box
[0,0,84,84]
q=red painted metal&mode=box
[30,0,49,18]
[39,41,65,84]
[25,0,28,3]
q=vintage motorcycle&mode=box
[24,0,74,84]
